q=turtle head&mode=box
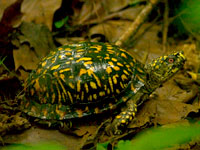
[145,51,185,91]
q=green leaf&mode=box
[97,142,109,150]
[116,124,200,150]
[5,142,66,150]
[54,16,69,29]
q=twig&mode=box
[115,0,159,47]
[162,0,169,52]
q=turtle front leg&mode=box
[111,102,137,135]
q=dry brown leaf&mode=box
[0,0,17,21]
[75,0,135,25]
[155,74,199,103]
[13,43,39,70]
[21,0,62,30]
[12,22,55,71]
[130,99,199,128]
[73,125,97,137]
[89,20,131,42]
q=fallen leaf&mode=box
[13,43,39,70]
[12,22,56,71]
[89,20,131,42]
[0,0,17,21]
[21,0,62,30]
[130,99,199,128]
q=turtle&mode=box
[21,42,185,134]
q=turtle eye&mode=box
[168,58,174,63]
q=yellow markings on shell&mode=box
[108,61,114,66]
[77,49,84,52]
[122,97,127,102]
[104,84,107,90]
[79,68,87,76]
[65,52,71,56]
[107,46,113,49]
[119,48,126,52]
[121,74,128,81]
[112,75,118,84]
[116,89,120,94]
[42,61,47,67]
[121,120,126,124]
[137,67,144,73]
[131,83,136,92]
[155,65,159,69]
[59,68,70,73]
[36,68,42,74]
[34,78,40,91]
[55,81,61,103]
[84,61,93,65]
[56,77,67,102]
[123,70,129,75]
[30,88,34,96]
[121,53,127,59]
[109,103,114,109]
[85,106,89,111]
[84,83,89,93]
[88,95,92,101]
[113,66,120,71]
[87,69,101,87]
[130,62,134,67]
[52,93,56,103]
[64,48,72,51]
[129,116,133,120]
[67,91,73,103]
[76,57,92,63]
[126,115,129,119]
[136,74,144,83]
[163,56,167,60]
[117,62,124,67]
[69,75,74,79]
[76,109,83,118]
[107,50,115,54]
[107,88,110,94]
[108,77,114,93]
[87,68,94,76]
[42,109,48,117]
[93,94,97,100]
[58,47,63,50]
[60,74,65,82]
[99,91,105,96]
[90,81,97,89]
[132,112,136,116]
[104,56,110,59]
[56,106,65,119]
[43,70,47,75]
[94,50,99,53]
[76,94,80,100]
[116,115,121,119]
[77,80,81,92]
[106,67,112,74]
[51,58,56,63]
[51,64,60,70]
[66,61,70,64]
[94,107,100,114]
[81,91,84,100]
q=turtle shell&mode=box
[22,42,146,120]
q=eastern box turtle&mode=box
[21,42,185,134]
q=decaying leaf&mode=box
[12,22,56,71]
[0,0,18,21]
[21,0,62,30]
